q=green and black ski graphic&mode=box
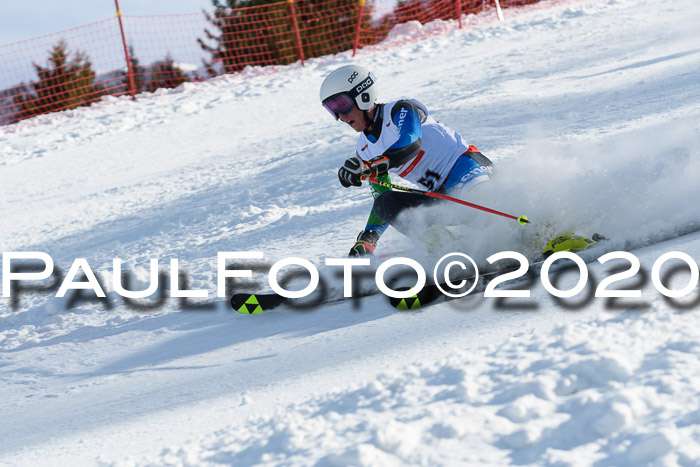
[231,293,287,314]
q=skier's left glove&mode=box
[348,230,380,256]
[364,156,390,178]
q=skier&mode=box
[320,64,494,256]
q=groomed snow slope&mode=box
[1,0,700,465]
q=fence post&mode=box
[352,0,365,57]
[494,0,504,21]
[287,0,305,66]
[114,0,136,98]
[456,0,462,28]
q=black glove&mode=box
[348,230,380,256]
[338,155,391,188]
[338,155,366,188]
[366,155,390,177]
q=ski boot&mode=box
[541,232,607,259]
[349,230,380,257]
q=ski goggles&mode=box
[322,93,356,120]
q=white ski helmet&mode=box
[320,65,378,119]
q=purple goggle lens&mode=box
[322,93,355,120]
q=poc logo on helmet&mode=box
[347,71,359,83]
[355,77,373,94]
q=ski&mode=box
[230,245,421,313]
[388,255,557,309]
[230,258,554,314]
[388,223,700,309]
[389,233,606,309]
[388,262,527,309]
[230,285,381,314]
[231,232,607,314]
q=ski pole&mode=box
[366,177,530,225]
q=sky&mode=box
[0,0,215,45]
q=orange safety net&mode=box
[0,0,560,126]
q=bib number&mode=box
[417,169,441,191]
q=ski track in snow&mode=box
[1,0,700,464]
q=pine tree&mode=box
[295,0,368,57]
[126,45,147,94]
[392,0,432,24]
[198,0,375,76]
[14,40,103,120]
[145,54,190,92]
[1,83,31,124]
[198,0,288,75]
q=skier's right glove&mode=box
[338,155,390,188]
[348,230,380,256]
[338,155,366,188]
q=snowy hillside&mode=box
[1,0,700,465]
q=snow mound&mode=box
[125,300,700,466]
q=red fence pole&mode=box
[456,0,463,28]
[287,0,305,66]
[352,0,365,57]
[114,0,136,98]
